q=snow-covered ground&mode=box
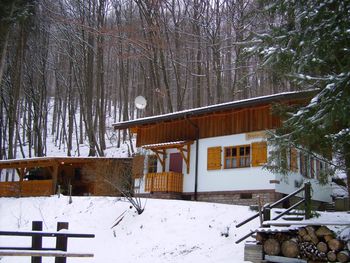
[1,196,349,263]
[0,196,258,263]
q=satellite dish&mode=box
[135,95,147,110]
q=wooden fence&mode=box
[0,180,53,197]
[145,172,183,193]
[0,221,94,263]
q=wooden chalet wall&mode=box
[136,105,280,147]
[0,158,132,197]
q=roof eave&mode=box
[113,90,316,130]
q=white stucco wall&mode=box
[275,168,332,203]
[137,132,332,203]
[195,134,276,192]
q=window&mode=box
[299,152,308,177]
[240,193,252,199]
[224,145,250,169]
[310,158,315,179]
[148,155,157,173]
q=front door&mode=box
[169,153,183,173]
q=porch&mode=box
[145,172,183,193]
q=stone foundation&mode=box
[136,190,282,206]
[189,190,281,206]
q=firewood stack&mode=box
[257,225,350,262]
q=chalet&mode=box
[113,91,332,206]
[0,157,131,197]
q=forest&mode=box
[1,0,347,161]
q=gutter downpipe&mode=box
[185,115,199,201]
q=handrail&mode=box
[268,185,305,209]
[270,199,305,221]
[235,183,308,228]
[235,182,311,244]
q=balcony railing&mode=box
[145,172,183,193]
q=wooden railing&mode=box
[235,182,311,244]
[145,172,183,193]
[0,221,94,263]
[0,180,53,197]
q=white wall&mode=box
[195,133,276,192]
[137,132,332,203]
[275,169,332,203]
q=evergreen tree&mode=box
[253,0,350,203]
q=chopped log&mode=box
[337,250,350,263]
[324,234,334,242]
[263,238,280,256]
[327,250,337,262]
[281,239,299,258]
[316,241,328,253]
[255,232,267,243]
[328,238,344,251]
[315,226,333,237]
[298,227,307,237]
[305,226,319,244]
[302,234,311,242]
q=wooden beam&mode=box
[177,143,191,174]
[154,150,166,172]
[52,165,59,194]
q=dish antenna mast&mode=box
[135,95,147,110]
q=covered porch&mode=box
[142,140,193,193]
[0,157,131,197]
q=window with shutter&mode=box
[224,145,250,169]
[132,155,145,179]
[251,141,267,167]
[207,147,222,170]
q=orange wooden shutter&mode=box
[290,148,298,172]
[132,155,145,179]
[207,147,222,170]
[251,142,267,167]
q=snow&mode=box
[0,196,258,263]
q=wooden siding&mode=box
[145,172,183,193]
[136,105,280,147]
[0,180,53,197]
[132,155,145,179]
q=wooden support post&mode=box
[52,165,59,194]
[55,222,69,263]
[263,206,271,223]
[258,195,263,226]
[68,185,72,204]
[304,182,311,219]
[31,221,43,263]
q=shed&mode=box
[0,157,132,197]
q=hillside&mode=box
[0,196,258,263]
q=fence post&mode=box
[257,195,263,226]
[263,205,271,225]
[55,222,69,263]
[31,221,43,263]
[304,182,311,219]
[68,185,72,204]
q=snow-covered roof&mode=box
[0,156,131,168]
[113,90,315,130]
[142,141,191,149]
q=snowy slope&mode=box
[0,196,258,263]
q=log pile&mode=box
[257,225,350,262]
